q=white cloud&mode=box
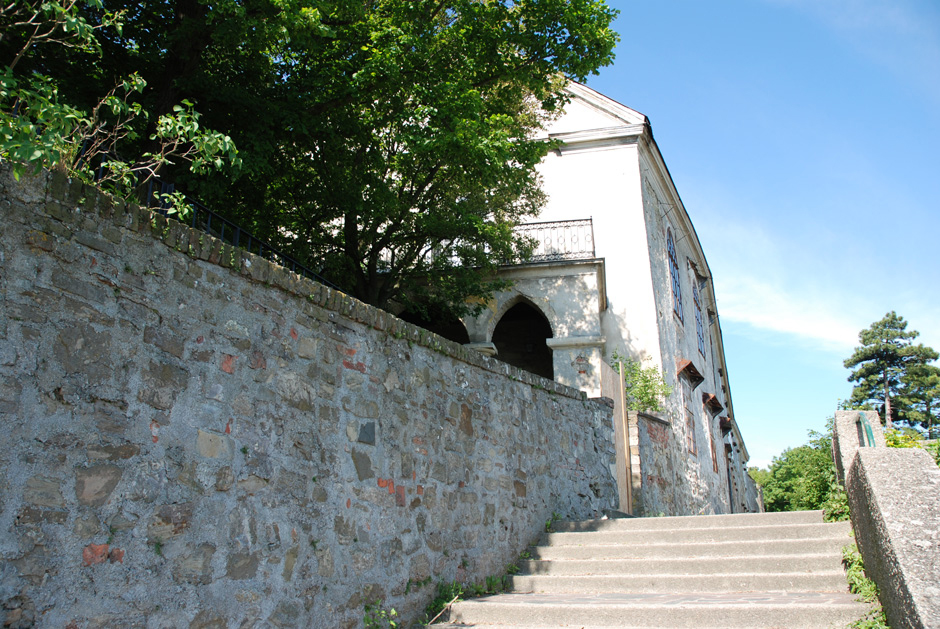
[699,215,940,358]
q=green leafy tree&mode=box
[843,312,938,429]
[749,424,847,519]
[36,0,619,316]
[0,0,239,192]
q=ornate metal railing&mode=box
[515,218,595,262]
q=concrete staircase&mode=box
[433,510,870,628]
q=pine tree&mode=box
[899,363,940,437]
[844,312,938,429]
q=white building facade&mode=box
[456,83,760,515]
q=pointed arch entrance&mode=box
[492,302,553,380]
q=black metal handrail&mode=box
[515,218,595,262]
[141,178,339,290]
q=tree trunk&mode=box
[884,367,893,430]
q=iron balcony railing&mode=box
[141,178,339,289]
[515,218,595,263]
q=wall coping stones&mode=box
[31,167,592,405]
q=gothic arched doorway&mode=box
[492,303,553,380]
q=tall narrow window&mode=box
[667,228,683,321]
[693,284,706,356]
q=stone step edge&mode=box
[546,522,848,536]
[521,552,841,562]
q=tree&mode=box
[0,0,239,193]
[843,312,938,429]
[899,363,940,437]
[33,0,620,317]
[748,424,847,519]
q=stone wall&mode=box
[0,168,618,628]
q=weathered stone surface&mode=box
[351,450,374,481]
[54,324,111,382]
[196,429,233,460]
[225,552,259,580]
[174,543,216,585]
[149,503,194,541]
[847,447,940,629]
[0,168,620,629]
[138,360,188,410]
[24,476,65,507]
[357,421,376,445]
[75,465,122,506]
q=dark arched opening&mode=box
[492,303,553,380]
[397,311,470,345]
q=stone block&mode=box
[847,447,940,629]
[173,543,216,585]
[75,464,123,506]
[148,503,194,541]
[55,323,112,383]
[24,476,65,507]
[143,325,185,358]
[138,360,189,410]
[196,430,233,460]
[351,450,374,481]
[225,551,259,580]
[51,269,109,304]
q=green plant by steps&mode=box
[609,350,673,413]
[842,543,889,628]
[544,511,561,533]
[363,600,397,629]
[424,580,464,624]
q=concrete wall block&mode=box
[847,447,940,629]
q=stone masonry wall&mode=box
[0,168,618,628]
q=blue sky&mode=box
[585,0,940,468]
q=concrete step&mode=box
[540,520,851,546]
[508,571,850,594]
[443,592,869,628]
[526,536,849,560]
[551,509,825,533]
[517,553,843,576]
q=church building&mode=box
[459,83,761,516]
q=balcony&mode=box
[515,218,595,263]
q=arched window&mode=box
[693,284,706,356]
[492,302,553,380]
[667,228,683,321]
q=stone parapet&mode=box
[847,447,940,629]
[833,410,886,485]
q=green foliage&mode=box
[750,421,848,517]
[842,544,889,628]
[610,350,673,413]
[899,363,940,437]
[844,312,939,428]
[884,428,922,449]
[423,580,464,623]
[30,0,618,317]
[1,0,239,199]
[925,440,940,466]
[544,511,561,533]
[363,599,397,629]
